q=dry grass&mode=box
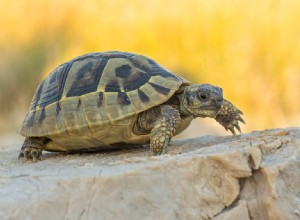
[1,0,299,133]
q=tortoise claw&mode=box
[18,152,24,161]
[32,151,38,163]
[229,127,236,135]
[23,150,29,159]
[238,116,246,124]
[235,124,241,134]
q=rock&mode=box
[240,130,300,220]
[214,200,250,220]
[0,128,299,220]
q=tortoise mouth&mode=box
[202,106,219,111]
[196,106,220,118]
[203,101,222,111]
[201,105,221,112]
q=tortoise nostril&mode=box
[217,100,223,108]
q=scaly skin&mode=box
[150,105,180,155]
[215,99,245,135]
[18,137,47,162]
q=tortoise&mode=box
[19,51,245,162]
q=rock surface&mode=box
[0,128,299,220]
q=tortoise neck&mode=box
[178,89,194,116]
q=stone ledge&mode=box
[0,128,299,220]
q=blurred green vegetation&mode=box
[0,0,299,134]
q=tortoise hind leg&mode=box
[18,137,49,163]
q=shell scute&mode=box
[20,51,190,138]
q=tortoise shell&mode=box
[20,51,191,151]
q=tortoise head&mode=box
[180,84,223,118]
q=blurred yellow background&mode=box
[1,0,299,138]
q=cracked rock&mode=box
[0,127,299,220]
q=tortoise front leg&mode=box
[150,105,181,155]
[18,137,48,162]
[215,99,245,135]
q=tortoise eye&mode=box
[199,93,208,101]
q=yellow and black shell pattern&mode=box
[20,51,190,151]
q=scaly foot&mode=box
[215,99,245,135]
[18,137,46,163]
[18,146,43,163]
